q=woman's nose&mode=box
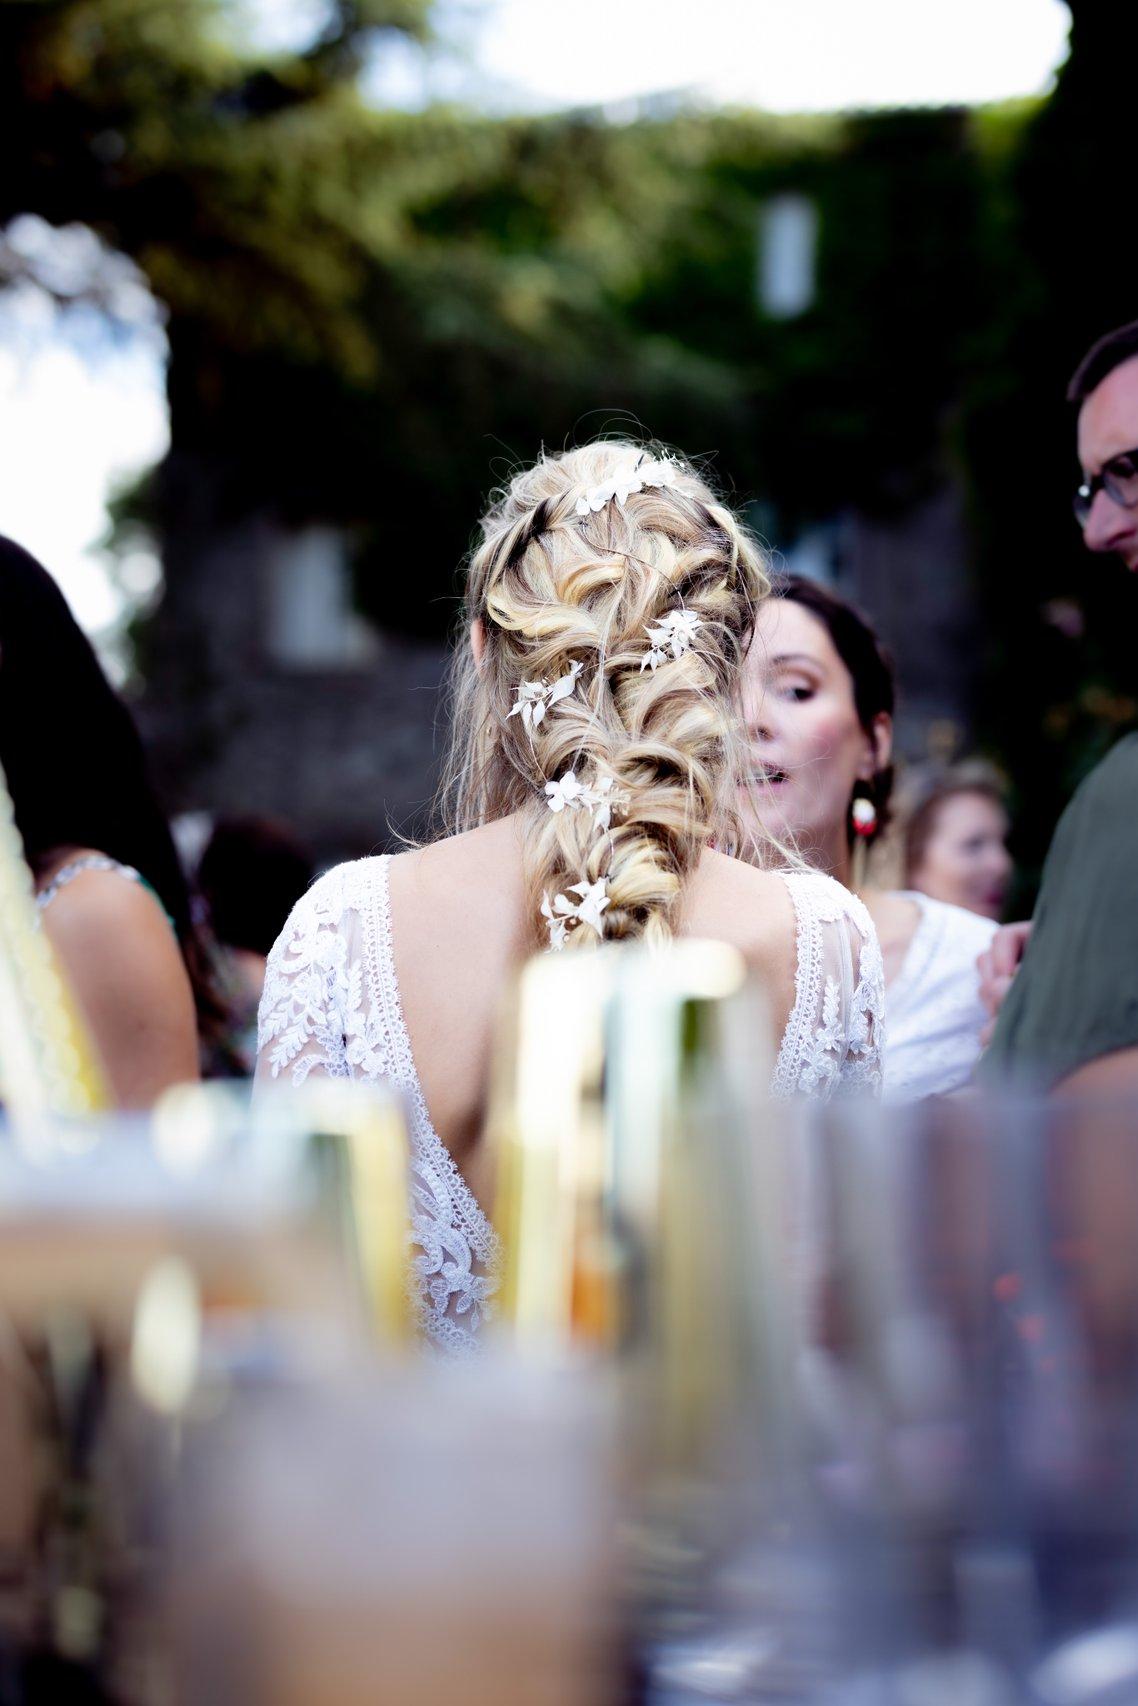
[744,690,778,743]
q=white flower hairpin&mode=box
[544,768,627,833]
[575,456,677,517]
[541,879,611,951]
[641,607,702,672]
[507,660,583,734]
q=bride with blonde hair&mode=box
[256,441,883,1348]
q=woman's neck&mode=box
[806,823,920,989]
[810,823,853,890]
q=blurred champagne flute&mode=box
[488,940,795,1696]
[0,1079,412,1697]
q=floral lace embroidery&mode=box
[256,859,500,1352]
[770,871,885,1100]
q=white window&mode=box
[265,527,378,669]
[757,194,818,319]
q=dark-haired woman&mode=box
[742,576,996,1100]
[1,536,202,1107]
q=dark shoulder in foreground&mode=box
[1070,731,1138,812]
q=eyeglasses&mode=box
[1073,447,1138,527]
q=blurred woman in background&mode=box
[0,535,204,1107]
[742,575,997,1100]
[904,774,1012,921]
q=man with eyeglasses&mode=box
[1071,320,1138,568]
[979,319,1138,1090]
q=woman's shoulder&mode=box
[38,849,165,943]
[280,855,387,927]
[694,849,796,943]
[776,864,878,941]
[695,854,877,962]
[37,852,195,1067]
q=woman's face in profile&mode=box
[910,790,1012,920]
[740,599,872,859]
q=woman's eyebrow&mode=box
[770,651,820,668]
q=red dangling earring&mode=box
[851,795,878,839]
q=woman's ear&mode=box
[857,711,893,781]
[470,617,486,672]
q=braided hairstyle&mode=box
[439,441,776,948]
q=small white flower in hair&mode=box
[611,466,643,505]
[544,769,627,833]
[640,607,703,672]
[541,891,572,951]
[541,877,611,949]
[566,878,610,937]
[507,660,583,733]
[588,774,619,834]
[544,769,587,813]
[575,456,677,517]
[639,457,678,493]
[576,482,612,516]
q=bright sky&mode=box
[0,323,167,643]
[374,0,1071,113]
[1,0,1071,652]
[0,225,168,674]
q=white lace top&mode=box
[255,857,883,1350]
[884,891,997,1102]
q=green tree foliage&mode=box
[0,1,1028,620]
[6,0,1129,878]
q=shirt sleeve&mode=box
[979,732,1138,1088]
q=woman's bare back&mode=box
[386,816,799,1197]
[256,826,881,1350]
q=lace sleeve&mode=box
[255,867,353,1087]
[771,872,885,1099]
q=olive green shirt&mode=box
[980,733,1138,1088]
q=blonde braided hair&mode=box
[438,440,777,948]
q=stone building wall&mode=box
[138,482,981,867]
[138,514,447,866]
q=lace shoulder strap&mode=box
[770,870,884,1099]
[255,861,372,1086]
[36,854,142,912]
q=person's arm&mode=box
[977,920,1032,1046]
[41,871,199,1109]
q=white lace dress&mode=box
[255,857,883,1350]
